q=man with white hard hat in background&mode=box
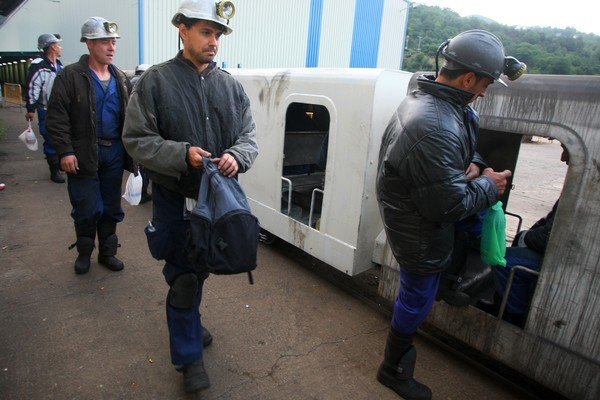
[25,33,64,183]
[47,17,133,276]
[130,63,151,87]
[123,0,258,394]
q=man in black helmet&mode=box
[375,29,525,400]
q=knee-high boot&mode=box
[71,225,95,275]
[377,327,432,400]
[97,220,124,271]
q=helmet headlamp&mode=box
[216,1,235,21]
[104,21,119,34]
[503,56,527,81]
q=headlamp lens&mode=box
[217,1,236,20]
[104,22,119,34]
[504,56,527,81]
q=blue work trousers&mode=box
[392,269,441,335]
[151,183,207,365]
[493,247,542,315]
[37,107,57,155]
[67,141,125,231]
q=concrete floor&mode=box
[0,105,549,399]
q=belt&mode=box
[98,139,119,147]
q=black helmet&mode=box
[438,29,526,86]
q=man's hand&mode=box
[211,153,238,177]
[482,168,512,194]
[466,162,481,180]
[25,112,35,122]
[61,155,79,174]
[187,146,212,169]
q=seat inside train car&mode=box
[280,102,331,228]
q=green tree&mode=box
[402,5,600,76]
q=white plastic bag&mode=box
[122,171,143,205]
[19,122,38,151]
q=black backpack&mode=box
[189,158,260,284]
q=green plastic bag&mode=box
[480,201,507,267]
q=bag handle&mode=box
[196,157,221,206]
[197,157,213,207]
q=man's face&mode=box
[87,38,117,66]
[179,20,224,69]
[50,42,62,58]
[467,75,494,103]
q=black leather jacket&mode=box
[523,200,558,253]
[376,75,498,274]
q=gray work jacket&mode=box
[122,52,258,198]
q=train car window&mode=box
[474,133,569,328]
[281,103,331,229]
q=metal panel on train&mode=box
[230,68,412,276]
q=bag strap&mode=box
[196,157,213,207]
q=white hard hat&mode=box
[135,64,151,74]
[171,0,235,35]
[80,17,121,42]
[37,33,61,51]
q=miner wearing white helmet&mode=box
[46,17,133,276]
[25,33,64,183]
[123,0,257,394]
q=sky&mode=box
[413,0,600,35]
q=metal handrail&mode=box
[281,177,292,215]
[497,264,540,320]
[505,211,523,234]
[308,188,324,228]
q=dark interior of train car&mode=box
[281,102,330,228]
[452,131,567,329]
[443,130,521,308]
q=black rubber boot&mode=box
[71,226,95,275]
[377,327,432,400]
[436,278,471,307]
[182,359,210,393]
[97,221,124,271]
[46,154,65,183]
